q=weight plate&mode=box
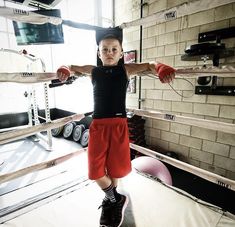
[51,126,64,137]
[80,124,86,131]
[63,122,76,138]
[73,125,83,142]
[80,129,89,147]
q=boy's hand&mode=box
[152,63,176,83]
[57,65,71,82]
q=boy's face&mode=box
[98,38,123,66]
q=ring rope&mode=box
[1,0,234,30]
[119,0,235,29]
[0,148,87,184]
[0,72,57,83]
[175,66,235,78]
[128,108,235,135]
[0,6,62,25]
[0,112,92,145]
[0,66,235,83]
[0,48,46,72]
[130,143,235,191]
[0,48,37,62]
[1,143,234,192]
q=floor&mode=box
[0,135,234,225]
[1,171,234,227]
[0,135,87,195]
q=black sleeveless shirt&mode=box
[91,65,129,119]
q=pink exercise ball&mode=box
[132,156,172,185]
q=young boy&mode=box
[57,27,175,227]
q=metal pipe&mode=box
[138,0,144,109]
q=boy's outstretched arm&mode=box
[57,65,95,82]
[125,62,175,83]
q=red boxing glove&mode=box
[155,63,175,82]
[57,65,70,81]
[57,65,70,77]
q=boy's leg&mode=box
[96,177,122,202]
[96,176,119,227]
[97,176,119,203]
[112,178,118,187]
[96,176,128,227]
[96,175,112,189]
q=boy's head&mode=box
[96,27,124,66]
[97,37,123,66]
[96,27,123,46]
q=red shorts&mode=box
[88,118,131,180]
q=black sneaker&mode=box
[109,195,129,227]
[99,199,114,227]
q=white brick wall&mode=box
[165,43,177,56]
[153,100,172,111]
[207,95,235,105]
[153,119,170,131]
[193,103,219,117]
[146,90,163,99]
[189,148,214,164]
[118,0,235,179]
[166,19,181,33]
[179,27,200,42]
[215,4,235,21]
[169,143,189,161]
[180,135,202,150]
[220,106,235,119]
[151,137,169,150]
[200,162,226,177]
[161,130,179,144]
[217,132,235,146]
[142,99,154,109]
[230,146,235,159]
[214,155,235,172]
[172,101,193,113]
[170,122,191,136]
[146,128,161,139]
[188,9,214,27]
[202,140,230,157]
[163,91,182,101]
[148,1,167,14]
[143,37,156,49]
[191,126,216,141]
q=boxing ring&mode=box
[1,1,235,224]
[0,158,235,227]
[0,66,235,226]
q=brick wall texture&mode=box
[115,0,235,180]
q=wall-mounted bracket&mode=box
[198,27,235,43]
[195,86,235,96]
[182,27,235,66]
[195,75,235,96]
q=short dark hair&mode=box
[99,34,122,46]
[96,27,123,46]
